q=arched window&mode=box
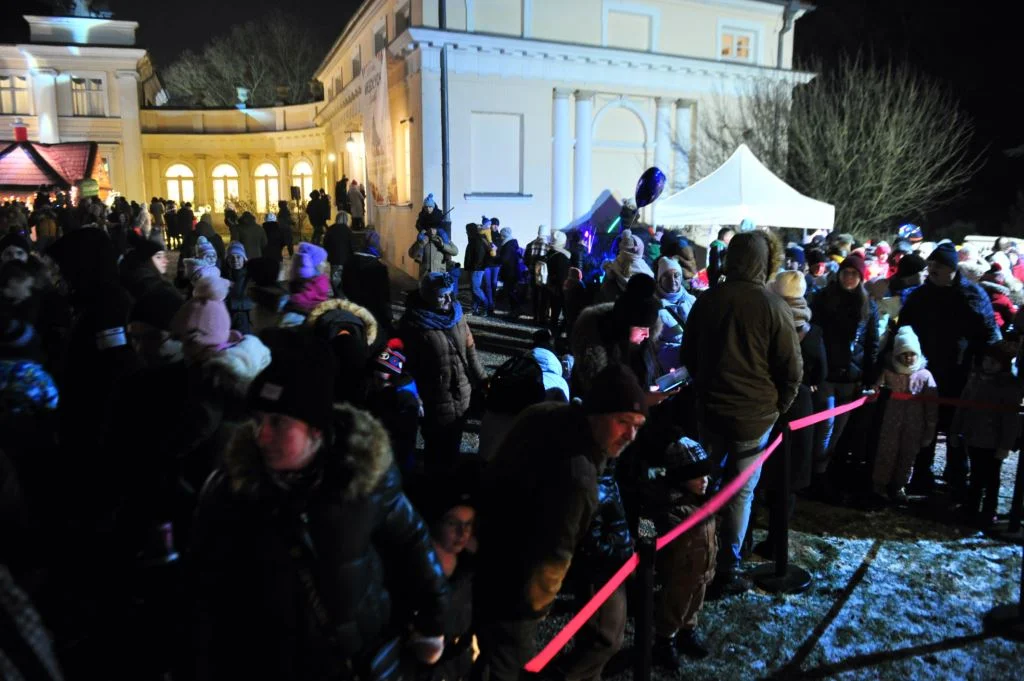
[291,160,313,202]
[253,162,280,215]
[165,163,195,205]
[211,163,239,213]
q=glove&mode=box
[996,449,1010,461]
[417,232,428,242]
[409,632,445,665]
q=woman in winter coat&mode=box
[597,229,654,303]
[193,330,449,681]
[809,254,879,490]
[653,257,696,373]
[399,272,487,476]
[978,264,1018,333]
[263,213,285,261]
[464,223,493,316]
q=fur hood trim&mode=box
[201,334,272,396]
[224,403,394,501]
[306,298,380,347]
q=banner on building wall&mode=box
[361,51,398,206]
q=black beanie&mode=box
[247,257,282,287]
[249,328,337,432]
[896,253,926,278]
[663,436,715,482]
[613,274,661,329]
[130,285,185,332]
[927,242,957,270]
[584,364,648,417]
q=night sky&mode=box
[3,0,1020,232]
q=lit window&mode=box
[292,160,314,201]
[0,74,30,115]
[395,3,411,35]
[211,163,239,213]
[165,163,195,205]
[71,76,105,116]
[253,163,280,215]
[720,28,756,63]
[374,20,388,55]
[351,47,362,81]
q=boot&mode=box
[709,571,752,599]
[652,636,681,669]
[675,629,710,659]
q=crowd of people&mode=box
[0,187,1020,681]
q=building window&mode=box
[470,112,523,194]
[0,74,30,114]
[211,163,240,213]
[292,160,314,202]
[720,27,756,63]
[71,76,105,116]
[334,75,342,97]
[374,19,388,55]
[253,163,280,215]
[351,47,362,81]
[165,163,195,206]
[395,2,411,35]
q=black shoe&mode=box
[652,636,681,669]
[710,571,752,598]
[675,630,710,659]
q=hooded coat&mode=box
[681,231,802,440]
[193,404,450,681]
[570,302,661,396]
[235,214,268,259]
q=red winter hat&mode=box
[840,254,867,282]
[376,338,407,376]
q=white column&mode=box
[195,155,209,207]
[278,154,289,204]
[33,68,60,144]
[674,100,693,190]
[238,154,251,202]
[551,88,572,230]
[149,155,161,200]
[312,150,323,191]
[651,97,673,226]
[115,70,145,200]
[572,90,594,219]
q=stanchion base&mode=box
[983,604,1024,641]
[750,563,813,595]
[985,522,1024,546]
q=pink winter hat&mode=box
[171,274,234,363]
[291,242,328,280]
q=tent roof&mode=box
[0,140,96,191]
[655,144,835,231]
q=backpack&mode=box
[533,256,549,287]
[486,353,545,414]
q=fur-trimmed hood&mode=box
[223,402,393,501]
[200,334,272,396]
[305,298,379,347]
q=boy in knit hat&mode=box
[365,338,424,478]
[646,435,717,666]
[225,241,254,334]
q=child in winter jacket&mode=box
[645,436,717,667]
[224,241,254,335]
[363,338,423,478]
[979,264,1018,333]
[951,342,1021,527]
[872,326,938,502]
[283,242,331,325]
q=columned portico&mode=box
[675,100,693,190]
[33,68,59,144]
[652,97,673,226]
[551,88,572,229]
[573,90,594,219]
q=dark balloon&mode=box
[635,167,666,208]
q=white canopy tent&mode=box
[655,144,835,232]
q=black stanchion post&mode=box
[990,450,1024,545]
[633,527,656,681]
[752,424,813,594]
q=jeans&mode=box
[486,266,500,303]
[811,381,860,475]
[697,422,773,573]
[470,270,493,313]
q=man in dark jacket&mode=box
[474,365,647,681]
[681,229,801,596]
[898,242,1001,493]
[193,329,449,681]
[308,190,328,245]
[465,223,492,316]
[235,211,268,259]
[324,213,355,298]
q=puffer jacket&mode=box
[408,231,458,278]
[574,460,633,585]
[681,231,802,440]
[194,404,450,681]
[811,282,880,385]
[465,229,489,272]
[399,292,486,425]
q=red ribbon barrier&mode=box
[888,392,1023,413]
[787,395,870,432]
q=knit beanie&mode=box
[657,255,683,282]
[613,273,661,329]
[927,242,957,270]
[184,259,219,284]
[895,253,926,278]
[248,328,336,432]
[130,285,185,332]
[840,254,867,282]
[583,364,648,417]
[420,271,457,298]
[618,229,643,257]
[499,227,512,241]
[424,193,436,209]
[537,224,550,238]
[131,238,164,261]
[171,274,233,362]
[227,241,247,263]
[265,212,277,223]
[770,272,812,329]
[376,338,407,376]
[552,231,567,250]
[291,242,328,280]
[481,216,492,227]
[247,257,281,287]
[196,236,217,265]
[893,326,923,358]
[0,232,32,261]
[663,436,715,482]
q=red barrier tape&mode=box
[888,392,1023,413]
[787,395,870,432]
[524,433,784,672]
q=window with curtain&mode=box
[211,163,240,212]
[0,74,30,114]
[71,76,105,116]
[253,162,280,215]
[165,164,195,205]
[292,160,313,202]
[395,2,411,36]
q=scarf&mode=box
[405,300,463,330]
[783,296,812,329]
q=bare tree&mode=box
[162,12,324,108]
[687,56,982,239]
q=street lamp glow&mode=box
[345,134,356,153]
[327,152,337,162]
